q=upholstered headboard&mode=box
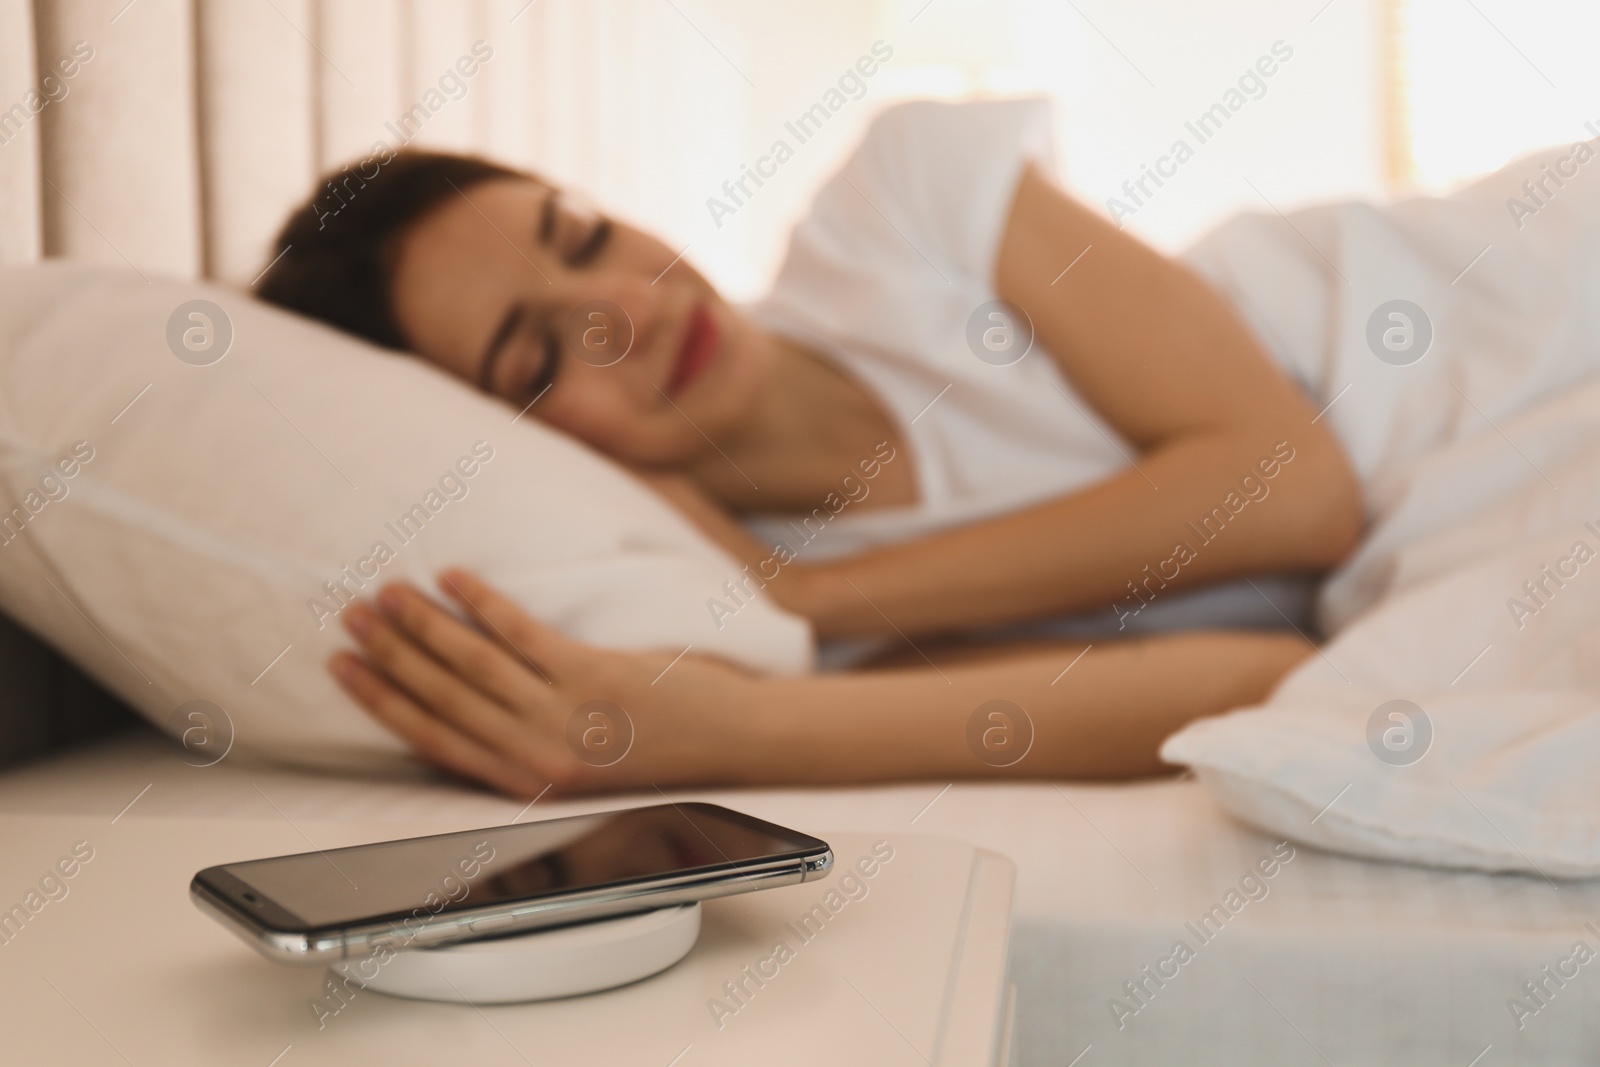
[0,0,721,285]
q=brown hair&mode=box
[254,150,527,350]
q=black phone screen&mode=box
[207,803,823,930]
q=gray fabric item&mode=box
[0,611,139,771]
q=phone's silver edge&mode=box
[195,846,833,966]
[190,879,335,962]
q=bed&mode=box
[1,726,1594,1066]
[5,4,1600,1063]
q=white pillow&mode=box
[1161,353,1600,880]
[1162,691,1600,880]
[1162,512,1600,879]
[0,262,812,771]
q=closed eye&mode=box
[567,217,611,267]
[518,324,561,404]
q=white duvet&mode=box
[1166,139,1600,878]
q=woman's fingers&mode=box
[436,569,587,674]
[342,602,555,770]
[373,584,552,706]
[329,652,551,798]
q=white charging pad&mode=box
[332,903,702,1004]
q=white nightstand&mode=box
[0,813,1015,1066]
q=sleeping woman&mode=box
[256,99,1367,797]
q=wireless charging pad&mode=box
[332,903,702,1005]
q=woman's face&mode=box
[389,177,772,466]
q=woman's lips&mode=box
[667,303,719,395]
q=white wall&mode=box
[1403,0,1600,191]
[631,0,1390,298]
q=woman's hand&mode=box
[328,570,779,797]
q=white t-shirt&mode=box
[743,97,1317,641]
[746,97,1128,559]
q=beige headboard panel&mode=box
[0,0,630,285]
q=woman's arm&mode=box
[787,163,1362,639]
[329,572,1311,795]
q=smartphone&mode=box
[191,802,832,964]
